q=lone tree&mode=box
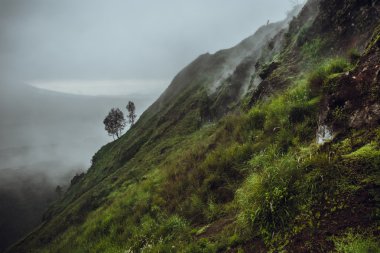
[126,101,137,125]
[103,108,126,139]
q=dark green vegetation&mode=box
[8,0,380,252]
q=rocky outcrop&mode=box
[321,27,380,132]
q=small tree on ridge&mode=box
[103,108,126,139]
[126,101,137,125]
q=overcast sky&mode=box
[0,0,295,96]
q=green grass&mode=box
[333,232,380,253]
[308,57,352,96]
[14,56,379,253]
[301,37,326,63]
[236,150,301,236]
[9,18,380,253]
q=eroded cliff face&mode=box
[321,29,380,132]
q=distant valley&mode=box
[0,82,159,251]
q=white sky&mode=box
[0,0,295,96]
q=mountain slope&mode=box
[0,83,156,251]
[8,0,380,252]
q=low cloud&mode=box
[28,79,170,96]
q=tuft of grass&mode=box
[301,37,326,62]
[236,150,301,239]
[343,142,380,161]
[333,232,380,253]
[308,57,352,96]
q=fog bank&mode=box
[0,83,158,250]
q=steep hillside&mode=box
[8,0,380,252]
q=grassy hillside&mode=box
[8,0,380,252]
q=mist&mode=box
[0,0,296,250]
[0,82,156,251]
[0,0,295,82]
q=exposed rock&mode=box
[319,27,380,131]
[350,103,380,128]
